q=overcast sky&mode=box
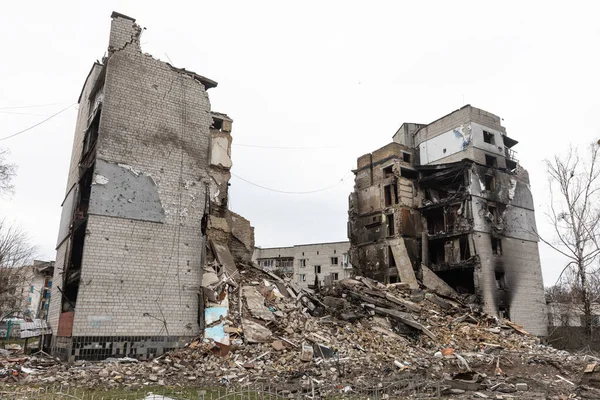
[1,1,599,286]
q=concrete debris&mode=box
[389,239,419,289]
[241,318,272,343]
[0,263,595,399]
[421,264,459,299]
[242,286,276,322]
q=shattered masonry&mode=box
[348,105,548,336]
[48,12,253,361]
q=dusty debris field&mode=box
[2,264,600,399]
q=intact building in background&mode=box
[253,241,352,289]
[49,12,254,361]
[348,105,548,336]
[0,260,54,321]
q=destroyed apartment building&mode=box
[48,12,254,361]
[348,105,548,336]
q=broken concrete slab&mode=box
[425,293,452,310]
[368,305,436,340]
[241,319,272,343]
[210,239,238,279]
[421,264,459,299]
[323,296,349,310]
[242,286,275,322]
[385,292,422,313]
[390,239,419,289]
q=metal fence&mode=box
[0,377,442,399]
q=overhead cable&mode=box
[0,102,67,110]
[230,170,352,195]
[0,104,76,141]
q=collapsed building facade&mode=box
[348,105,548,336]
[48,12,254,361]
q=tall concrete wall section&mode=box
[48,12,250,360]
[81,14,210,337]
[473,233,547,336]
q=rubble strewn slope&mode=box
[2,263,599,399]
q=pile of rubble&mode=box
[2,263,600,399]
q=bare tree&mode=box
[0,147,16,196]
[0,218,36,321]
[543,142,600,335]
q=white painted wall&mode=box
[470,122,505,156]
[419,123,472,164]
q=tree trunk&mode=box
[579,260,593,336]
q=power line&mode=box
[0,102,67,110]
[0,111,55,117]
[233,143,340,150]
[0,104,76,142]
[230,170,352,194]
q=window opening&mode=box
[491,237,502,255]
[383,165,394,178]
[485,154,497,167]
[495,271,507,290]
[386,213,395,236]
[485,174,495,191]
[483,130,495,145]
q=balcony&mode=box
[505,148,518,170]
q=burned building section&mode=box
[48,12,253,361]
[349,106,548,336]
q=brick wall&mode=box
[50,13,219,355]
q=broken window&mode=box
[402,152,411,163]
[388,246,396,268]
[299,259,306,268]
[498,305,510,320]
[436,267,475,294]
[495,271,507,290]
[483,130,495,145]
[211,118,223,131]
[331,257,338,265]
[386,213,395,236]
[400,168,418,179]
[383,165,394,178]
[332,273,339,280]
[487,204,498,224]
[82,111,101,160]
[314,265,321,274]
[491,237,502,255]
[485,154,497,168]
[384,184,398,207]
[484,174,495,191]
[425,208,445,234]
[299,274,306,282]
